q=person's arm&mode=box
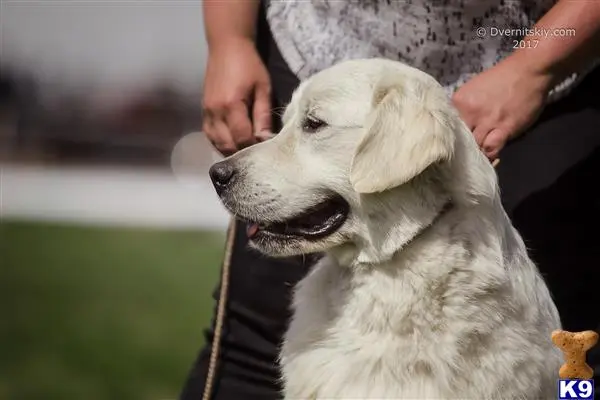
[201,0,272,155]
[509,0,600,85]
[203,0,262,49]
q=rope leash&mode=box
[200,157,501,399]
[202,218,236,400]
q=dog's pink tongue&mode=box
[246,223,259,238]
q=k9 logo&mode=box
[558,379,594,400]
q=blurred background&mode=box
[1,1,229,399]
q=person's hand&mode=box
[452,56,554,160]
[202,37,272,156]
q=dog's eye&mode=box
[302,115,327,133]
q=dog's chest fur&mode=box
[280,221,560,399]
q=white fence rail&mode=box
[1,164,230,230]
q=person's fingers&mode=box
[252,82,272,135]
[481,128,507,161]
[214,119,237,156]
[204,115,236,156]
[225,101,255,149]
[201,113,217,144]
[472,122,494,148]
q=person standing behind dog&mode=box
[182,1,600,399]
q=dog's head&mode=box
[209,59,498,263]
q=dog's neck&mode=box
[331,193,455,268]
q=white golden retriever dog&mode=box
[209,59,562,399]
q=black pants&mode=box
[181,15,600,400]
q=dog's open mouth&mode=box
[244,195,349,241]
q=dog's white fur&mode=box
[214,59,562,399]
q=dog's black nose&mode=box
[209,161,235,191]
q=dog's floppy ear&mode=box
[349,76,455,194]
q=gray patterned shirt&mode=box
[266,0,595,102]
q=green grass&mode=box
[0,220,225,400]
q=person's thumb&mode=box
[252,82,272,136]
